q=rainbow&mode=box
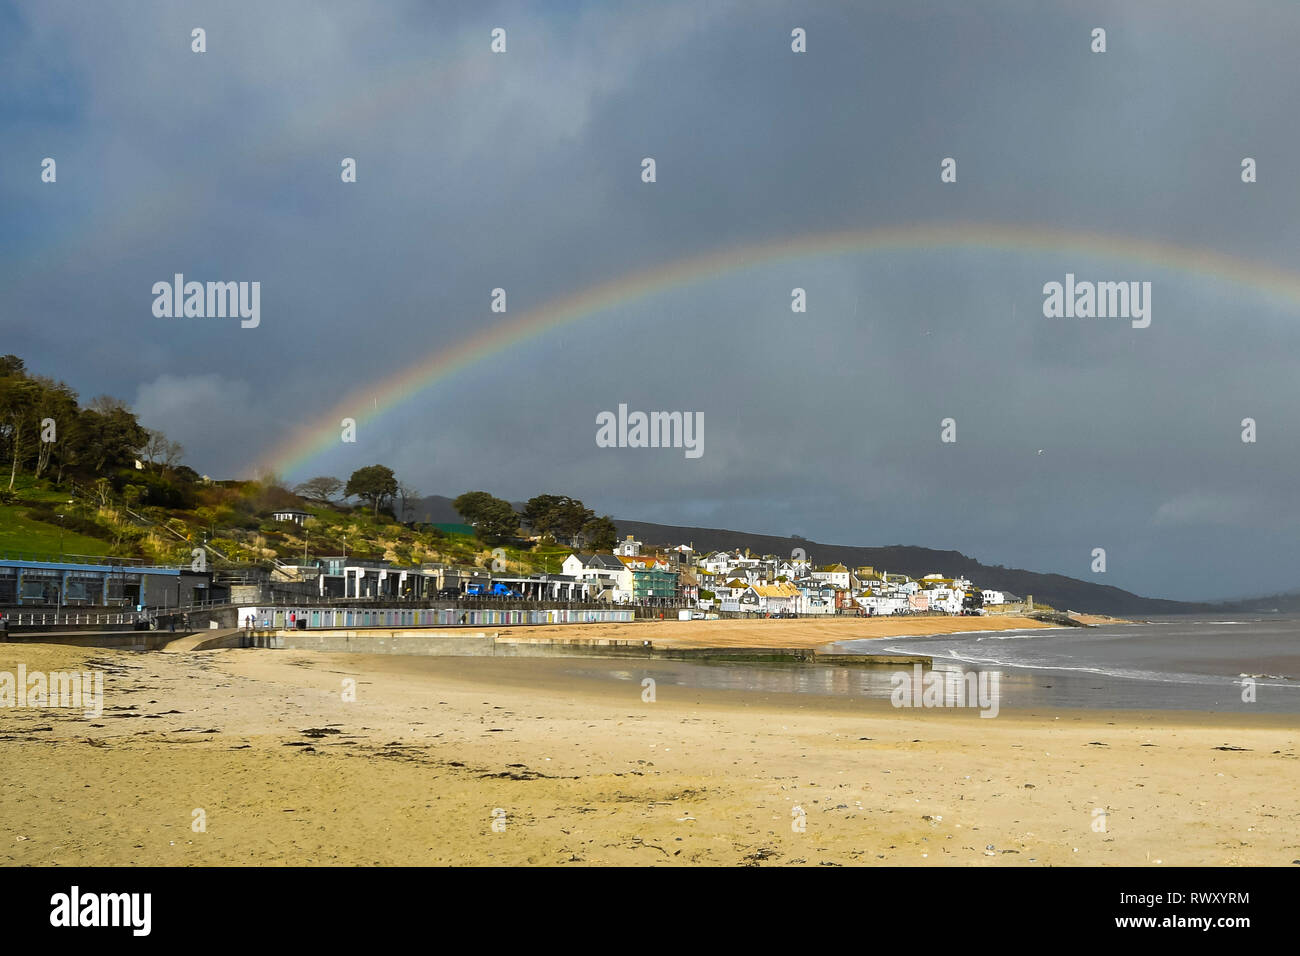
[252,221,1300,478]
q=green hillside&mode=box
[0,503,113,559]
[1,353,610,575]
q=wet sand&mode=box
[2,641,1296,866]
[498,614,1055,649]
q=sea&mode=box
[563,616,1300,714]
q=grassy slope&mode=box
[1,477,576,574]
[0,505,112,558]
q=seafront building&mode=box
[0,556,215,608]
[1,534,1019,618]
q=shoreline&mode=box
[3,640,1296,867]
[339,651,1298,726]
[496,613,1066,651]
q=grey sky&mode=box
[3,0,1299,601]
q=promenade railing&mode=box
[243,605,638,629]
[3,610,142,627]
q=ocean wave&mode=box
[930,654,1300,690]
[1238,672,1294,681]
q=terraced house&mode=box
[737,582,802,615]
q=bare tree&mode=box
[294,476,344,502]
[397,482,421,522]
[140,429,184,468]
[160,437,183,468]
[92,477,113,507]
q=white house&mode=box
[614,535,641,556]
[774,561,802,581]
[856,594,909,616]
[733,582,801,614]
[562,553,633,602]
[713,578,750,602]
[812,563,852,589]
[702,552,735,574]
[728,564,764,587]
[796,580,837,615]
[925,587,965,614]
[272,508,310,526]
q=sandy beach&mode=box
[2,637,1297,867]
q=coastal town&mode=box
[552,535,1018,617]
[0,351,1028,623]
[245,530,1022,617]
[1,511,1021,622]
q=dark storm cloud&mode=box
[2,0,1298,600]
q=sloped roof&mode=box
[618,554,668,568]
[753,583,800,598]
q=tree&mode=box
[580,514,617,551]
[345,465,398,518]
[551,497,594,543]
[123,484,145,510]
[522,494,565,535]
[32,377,79,479]
[453,490,519,542]
[252,480,302,514]
[140,429,184,469]
[294,476,344,503]
[92,477,113,507]
[0,374,38,490]
[0,357,202,490]
[522,494,592,543]
[397,482,421,522]
[50,407,84,484]
[79,397,148,475]
[453,491,495,525]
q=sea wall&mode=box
[263,629,497,657]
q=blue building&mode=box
[0,557,215,609]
